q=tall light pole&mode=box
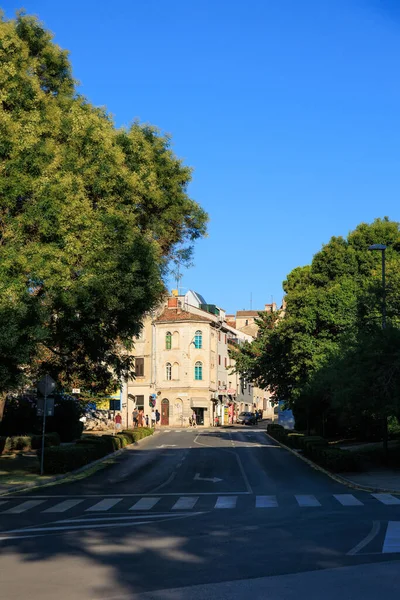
[368,243,387,453]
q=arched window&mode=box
[166,362,172,380]
[165,331,172,350]
[194,330,202,349]
[194,361,203,381]
[172,362,179,380]
[172,331,179,349]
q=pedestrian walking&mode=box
[155,409,160,426]
[191,411,197,427]
[151,409,156,427]
[132,408,138,428]
[145,414,149,427]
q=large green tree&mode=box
[231,218,400,436]
[0,12,207,415]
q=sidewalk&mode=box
[340,468,400,493]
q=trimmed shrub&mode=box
[286,433,305,449]
[0,432,61,454]
[303,445,360,472]
[267,423,285,434]
[41,428,154,474]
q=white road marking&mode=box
[383,522,400,553]
[4,500,46,514]
[372,493,400,505]
[295,495,321,507]
[256,495,278,508]
[43,499,85,513]
[194,473,223,483]
[164,430,171,432]
[334,494,363,506]
[172,496,199,510]
[130,497,160,511]
[215,496,237,509]
[58,513,193,523]
[347,521,381,555]
[85,498,123,512]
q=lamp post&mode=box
[368,243,387,453]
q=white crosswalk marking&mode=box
[172,497,199,510]
[256,495,278,508]
[215,496,237,509]
[43,499,85,513]
[4,500,46,514]
[334,494,363,506]
[383,522,400,553]
[372,493,400,506]
[295,495,321,507]
[130,497,160,511]
[86,498,123,512]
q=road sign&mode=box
[36,397,55,417]
[37,374,56,397]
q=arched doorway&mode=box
[161,398,170,426]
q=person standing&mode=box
[138,409,143,428]
[132,408,138,428]
[191,410,197,428]
[145,414,149,427]
[155,409,160,426]
[115,412,122,432]
[151,409,156,427]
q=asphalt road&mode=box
[1,426,400,599]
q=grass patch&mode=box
[0,452,53,488]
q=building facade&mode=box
[122,292,277,427]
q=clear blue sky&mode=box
[3,0,400,312]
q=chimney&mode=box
[168,296,178,309]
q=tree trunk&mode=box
[0,392,7,423]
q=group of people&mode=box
[132,408,160,428]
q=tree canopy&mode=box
[0,12,208,404]
[231,218,400,438]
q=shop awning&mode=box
[190,397,210,409]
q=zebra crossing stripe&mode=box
[172,497,199,510]
[372,493,400,506]
[334,494,363,506]
[4,500,46,514]
[295,495,321,507]
[43,499,85,513]
[383,522,400,553]
[86,498,123,512]
[256,495,278,508]
[215,496,237,509]
[130,497,160,511]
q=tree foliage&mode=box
[232,218,400,438]
[0,12,208,401]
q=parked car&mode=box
[237,411,256,425]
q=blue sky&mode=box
[3,0,400,312]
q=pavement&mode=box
[0,426,400,599]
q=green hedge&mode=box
[0,432,61,454]
[41,428,154,474]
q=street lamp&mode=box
[368,243,387,453]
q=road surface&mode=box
[1,426,400,599]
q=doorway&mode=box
[161,398,169,426]
[192,407,205,425]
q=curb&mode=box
[0,431,158,497]
[265,432,400,496]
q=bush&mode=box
[0,432,61,454]
[286,433,305,449]
[41,428,154,474]
[267,423,285,434]
[300,436,328,450]
[303,445,360,472]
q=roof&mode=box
[155,308,212,324]
[236,310,262,317]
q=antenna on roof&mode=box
[250,292,252,310]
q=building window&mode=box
[166,362,172,380]
[135,395,144,410]
[224,357,227,368]
[172,331,179,349]
[172,362,179,380]
[225,334,227,344]
[218,355,221,365]
[165,331,172,350]
[135,357,144,377]
[194,330,202,349]
[195,361,203,380]
[218,331,221,341]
